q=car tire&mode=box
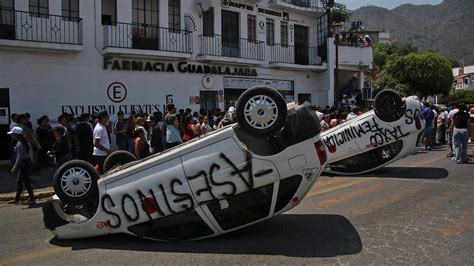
[53,160,99,205]
[236,86,287,136]
[103,150,137,173]
[374,89,406,122]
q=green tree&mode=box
[321,0,352,23]
[441,90,474,104]
[373,42,418,69]
[385,52,453,97]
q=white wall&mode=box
[0,0,333,123]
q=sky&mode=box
[339,0,443,10]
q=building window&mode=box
[0,0,14,26]
[132,0,159,26]
[247,15,256,42]
[62,0,79,21]
[29,0,49,18]
[202,7,213,37]
[280,21,288,46]
[0,0,14,9]
[101,0,116,25]
[266,18,274,46]
[168,0,181,31]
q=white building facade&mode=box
[0,0,372,158]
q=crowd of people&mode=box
[7,97,473,205]
[7,105,239,204]
[337,33,373,48]
[421,102,473,164]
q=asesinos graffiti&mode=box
[100,151,257,229]
[323,109,420,152]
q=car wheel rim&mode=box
[244,95,278,130]
[60,167,92,198]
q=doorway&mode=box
[221,10,240,58]
[294,25,309,65]
[0,88,10,160]
[200,91,218,113]
[0,0,15,40]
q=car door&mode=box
[181,137,279,233]
[103,157,220,241]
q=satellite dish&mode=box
[195,0,212,16]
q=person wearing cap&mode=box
[8,127,36,205]
[93,111,111,173]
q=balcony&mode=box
[0,8,82,52]
[103,22,192,60]
[197,34,264,66]
[269,44,326,71]
[270,0,324,16]
[338,45,373,70]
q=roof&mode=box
[457,72,474,78]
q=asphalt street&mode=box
[0,146,473,265]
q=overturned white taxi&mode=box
[322,90,425,175]
[43,86,327,241]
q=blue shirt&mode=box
[423,107,434,127]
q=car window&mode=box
[274,175,302,213]
[207,184,273,231]
[127,209,214,241]
[328,140,404,174]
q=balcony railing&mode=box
[270,44,321,65]
[282,0,319,8]
[0,8,82,45]
[200,34,264,61]
[103,22,192,54]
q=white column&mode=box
[359,70,365,90]
[327,37,335,106]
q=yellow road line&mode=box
[440,211,474,237]
[314,177,346,187]
[407,155,446,168]
[308,154,446,199]
[316,183,385,208]
[306,178,372,198]
[0,247,70,265]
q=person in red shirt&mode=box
[182,115,201,142]
[134,127,150,159]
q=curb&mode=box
[0,187,55,202]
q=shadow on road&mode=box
[360,167,449,179]
[50,214,362,258]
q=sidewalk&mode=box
[0,164,55,201]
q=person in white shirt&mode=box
[346,107,359,121]
[446,103,460,157]
[9,113,19,131]
[93,111,111,174]
[314,106,324,122]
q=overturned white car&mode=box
[43,86,327,241]
[322,90,425,175]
